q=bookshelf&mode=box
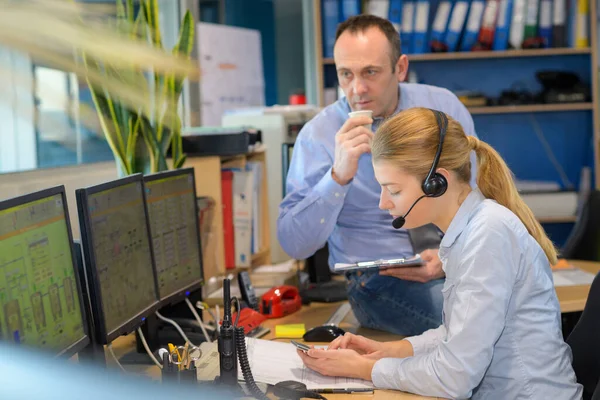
[305,0,599,246]
[184,148,271,282]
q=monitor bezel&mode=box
[143,167,205,307]
[0,185,91,358]
[76,173,160,344]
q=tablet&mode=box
[333,254,423,272]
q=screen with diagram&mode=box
[145,172,203,301]
[86,181,157,335]
[0,194,86,354]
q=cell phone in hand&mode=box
[291,340,311,353]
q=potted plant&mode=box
[0,0,198,176]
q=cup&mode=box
[348,110,373,131]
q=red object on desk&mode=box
[230,308,267,335]
[260,285,302,319]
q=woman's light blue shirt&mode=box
[372,189,583,399]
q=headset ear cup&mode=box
[422,173,448,197]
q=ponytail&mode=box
[466,136,558,264]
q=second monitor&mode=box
[76,174,160,344]
[143,168,204,305]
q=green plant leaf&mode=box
[126,0,134,23]
[143,0,162,48]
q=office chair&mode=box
[566,270,600,400]
[560,190,600,261]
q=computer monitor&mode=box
[143,168,204,305]
[76,174,160,344]
[0,186,89,357]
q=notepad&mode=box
[239,338,374,390]
[275,323,305,338]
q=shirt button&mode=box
[320,218,325,224]
[356,271,362,277]
[335,192,340,197]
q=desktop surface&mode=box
[80,178,158,340]
[144,170,203,302]
[0,190,87,355]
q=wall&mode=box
[274,0,306,105]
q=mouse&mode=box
[302,325,346,342]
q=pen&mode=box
[315,388,374,394]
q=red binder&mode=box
[221,170,235,269]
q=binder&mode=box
[246,161,263,254]
[538,0,553,46]
[430,0,453,50]
[221,170,236,269]
[552,0,567,47]
[445,0,470,51]
[402,0,416,53]
[412,0,431,53]
[322,0,340,58]
[574,0,589,48]
[475,0,501,50]
[341,0,361,19]
[492,0,514,50]
[460,0,486,51]
[509,0,527,48]
[388,0,403,49]
[366,0,390,17]
[523,0,540,41]
[232,169,254,268]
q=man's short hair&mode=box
[334,14,401,70]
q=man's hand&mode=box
[332,116,374,185]
[297,348,376,381]
[379,249,445,283]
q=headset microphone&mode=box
[392,194,427,229]
[391,109,449,230]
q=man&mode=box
[277,14,478,336]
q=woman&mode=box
[297,107,582,399]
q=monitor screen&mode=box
[76,175,159,343]
[0,187,88,357]
[144,169,204,304]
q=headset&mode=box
[392,109,448,229]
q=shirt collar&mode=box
[439,188,486,251]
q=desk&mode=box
[557,260,600,313]
[109,260,599,399]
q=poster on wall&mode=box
[196,22,265,127]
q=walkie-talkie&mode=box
[218,278,238,385]
[238,271,259,311]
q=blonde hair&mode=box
[372,107,558,264]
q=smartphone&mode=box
[291,340,311,353]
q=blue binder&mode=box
[412,0,431,53]
[492,0,513,50]
[460,0,485,51]
[322,0,340,58]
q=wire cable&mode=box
[529,114,574,189]
[136,328,162,368]
[155,310,197,347]
[185,297,212,343]
[107,343,127,373]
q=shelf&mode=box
[322,47,591,64]
[467,103,594,114]
[538,216,578,224]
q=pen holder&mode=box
[162,363,198,384]
[161,353,198,385]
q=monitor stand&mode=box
[300,245,348,303]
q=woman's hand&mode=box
[297,348,376,381]
[327,332,388,360]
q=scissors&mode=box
[169,344,202,370]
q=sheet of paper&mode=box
[553,268,596,287]
[239,338,374,390]
[253,259,296,274]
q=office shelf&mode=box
[468,103,594,115]
[322,47,591,65]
